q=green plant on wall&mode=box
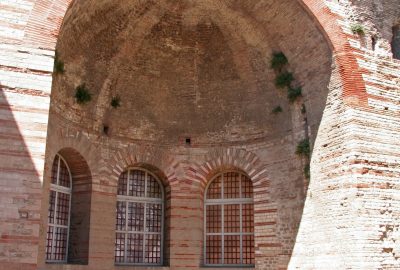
[53,51,65,74]
[272,106,283,114]
[350,24,365,35]
[275,71,294,88]
[111,96,121,108]
[271,52,288,70]
[296,139,310,157]
[287,87,302,102]
[75,84,92,104]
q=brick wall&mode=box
[0,1,399,270]
[290,1,400,268]
[0,1,70,269]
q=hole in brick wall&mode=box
[301,104,306,114]
[185,137,191,146]
[371,36,376,51]
[19,211,29,219]
[384,107,389,111]
[392,25,400,59]
[103,125,109,135]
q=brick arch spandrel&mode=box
[189,148,270,190]
[24,0,74,49]
[46,129,100,180]
[297,0,368,105]
[104,145,177,188]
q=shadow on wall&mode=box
[0,83,42,270]
[59,148,92,265]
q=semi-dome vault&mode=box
[0,0,399,270]
[52,0,331,145]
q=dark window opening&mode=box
[185,137,191,146]
[371,36,376,51]
[392,25,400,59]
[45,149,92,265]
[103,125,109,135]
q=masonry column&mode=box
[168,163,203,269]
[87,175,117,269]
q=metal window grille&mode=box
[115,168,164,265]
[46,154,72,263]
[204,172,255,266]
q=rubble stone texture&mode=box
[0,0,399,269]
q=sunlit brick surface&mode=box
[0,0,399,270]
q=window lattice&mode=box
[46,154,72,262]
[115,169,163,265]
[205,171,254,266]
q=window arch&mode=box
[46,154,72,262]
[204,171,255,266]
[115,168,164,265]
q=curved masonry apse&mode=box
[0,1,399,270]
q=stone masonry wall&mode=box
[290,1,400,268]
[0,1,70,269]
[37,1,332,270]
[0,0,399,270]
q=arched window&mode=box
[46,154,72,262]
[115,168,164,265]
[204,171,254,266]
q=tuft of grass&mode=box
[271,52,288,70]
[53,51,64,74]
[75,84,91,104]
[275,71,294,88]
[272,106,283,114]
[296,139,310,157]
[350,24,365,35]
[287,87,302,102]
[111,96,121,108]
[304,163,310,179]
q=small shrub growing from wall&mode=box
[53,51,65,74]
[275,72,294,88]
[75,84,92,104]
[351,24,365,35]
[296,139,310,157]
[272,106,283,114]
[111,96,121,108]
[287,87,302,102]
[271,52,288,70]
